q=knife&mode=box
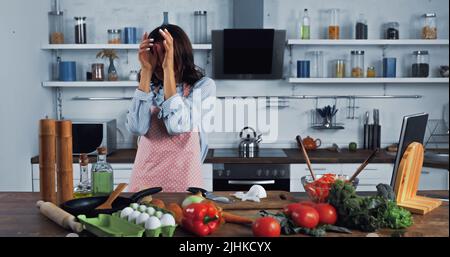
[187,187,232,204]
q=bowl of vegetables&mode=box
[301,174,359,203]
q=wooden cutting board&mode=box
[210,191,298,210]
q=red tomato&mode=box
[314,203,338,225]
[298,201,317,208]
[252,217,281,237]
[283,203,303,216]
[291,205,320,229]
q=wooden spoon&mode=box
[348,148,379,183]
[296,135,316,180]
[95,183,128,210]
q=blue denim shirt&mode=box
[125,77,216,162]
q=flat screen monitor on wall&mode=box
[391,113,429,187]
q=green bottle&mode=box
[91,147,114,196]
[301,9,311,40]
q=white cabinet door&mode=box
[341,164,394,192]
[290,164,342,192]
[202,164,213,191]
[419,168,449,190]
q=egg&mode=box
[146,207,156,216]
[160,214,176,227]
[120,207,134,219]
[155,211,163,219]
[145,216,161,230]
[130,203,139,210]
[128,210,141,223]
[138,205,147,212]
[136,213,150,225]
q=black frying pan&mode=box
[61,187,162,218]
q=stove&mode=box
[212,149,288,158]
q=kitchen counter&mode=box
[0,191,448,237]
[30,148,449,169]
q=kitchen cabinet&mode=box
[31,163,214,193]
[419,167,449,190]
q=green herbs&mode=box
[328,180,413,232]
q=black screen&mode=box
[223,29,274,74]
[72,124,103,154]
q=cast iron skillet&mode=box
[61,187,162,218]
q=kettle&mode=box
[239,127,262,157]
[301,136,322,151]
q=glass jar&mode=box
[194,11,208,44]
[335,59,346,78]
[49,11,64,44]
[355,13,368,40]
[328,9,340,40]
[412,50,430,77]
[422,13,437,39]
[307,51,324,78]
[74,17,87,44]
[91,147,114,196]
[129,70,138,81]
[367,66,376,78]
[91,63,105,81]
[351,50,365,78]
[108,29,121,44]
[385,22,399,39]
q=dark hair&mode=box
[148,24,204,86]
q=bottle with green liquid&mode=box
[73,154,92,198]
[300,8,311,40]
[91,147,114,196]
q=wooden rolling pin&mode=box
[56,120,74,205]
[39,119,57,204]
[36,200,83,233]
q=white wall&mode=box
[0,0,54,191]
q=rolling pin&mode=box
[39,119,57,204]
[56,120,74,204]
[36,200,83,233]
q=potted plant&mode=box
[96,49,119,81]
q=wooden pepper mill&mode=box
[39,119,57,204]
[56,120,74,205]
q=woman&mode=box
[126,24,216,192]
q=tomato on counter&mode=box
[291,205,320,229]
[314,203,337,225]
[252,217,281,237]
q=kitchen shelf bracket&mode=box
[56,87,63,120]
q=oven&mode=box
[213,163,290,191]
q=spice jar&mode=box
[49,11,64,44]
[367,66,376,78]
[328,9,340,40]
[412,51,430,77]
[422,13,437,39]
[74,17,87,44]
[335,59,346,78]
[91,63,105,81]
[108,29,121,44]
[385,22,399,40]
[351,50,365,78]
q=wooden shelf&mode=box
[41,43,212,50]
[288,78,450,84]
[287,39,450,46]
[42,81,138,88]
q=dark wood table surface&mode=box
[0,191,448,237]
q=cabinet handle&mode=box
[306,168,327,171]
[228,180,275,185]
[421,171,431,175]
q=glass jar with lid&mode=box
[49,11,64,44]
[385,22,399,39]
[307,51,324,78]
[74,17,87,44]
[328,9,340,40]
[412,50,430,77]
[351,50,365,78]
[422,13,437,39]
[355,13,368,40]
[335,59,346,78]
[194,11,208,43]
[108,29,121,44]
[91,147,114,196]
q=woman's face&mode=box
[152,42,165,80]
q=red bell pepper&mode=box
[181,202,221,236]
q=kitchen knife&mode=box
[187,187,232,204]
[363,111,370,149]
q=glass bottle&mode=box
[91,147,114,196]
[351,50,365,78]
[74,17,87,44]
[74,154,92,198]
[328,9,340,40]
[412,50,430,77]
[300,9,311,40]
[355,13,368,40]
[422,13,437,39]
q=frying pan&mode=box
[61,187,162,218]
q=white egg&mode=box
[120,207,134,219]
[136,213,150,225]
[145,216,161,230]
[128,210,141,223]
[130,203,139,210]
[155,211,163,219]
[146,207,156,216]
[160,214,176,227]
[138,205,147,212]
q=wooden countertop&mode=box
[0,191,448,237]
[30,148,448,169]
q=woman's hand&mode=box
[159,29,174,72]
[138,32,157,73]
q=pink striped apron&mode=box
[129,86,203,192]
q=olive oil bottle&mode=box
[73,154,92,198]
[91,147,114,196]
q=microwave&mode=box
[72,119,117,155]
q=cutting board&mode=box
[210,191,298,210]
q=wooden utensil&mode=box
[95,183,128,210]
[348,148,379,182]
[296,135,316,180]
[36,200,83,233]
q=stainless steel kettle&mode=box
[239,127,262,157]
